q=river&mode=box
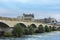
[0,31,60,40]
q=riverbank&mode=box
[0,31,60,40]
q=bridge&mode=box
[0,17,59,32]
[0,14,58,28]
[0,19,59,27]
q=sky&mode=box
[0,0,60,21]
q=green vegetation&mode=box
[52,26,56,31]
[12,23,24,37]
[45,25,50,32]
[49,26,52,32]
[0,23,59,37]
[28,25,35,35]
[37,25,45,33]
[24,28,29,35]
[57,27,60,31]
[4,32,12,37]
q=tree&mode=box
[28,26,35,35]
[12,23,24,37]
[24,28,29,35]
[57,27,60,31]
[38,25,45,33]
[4,32,12,37]
[52,26,56,31]
[49,26,52,32]
[45,25,50,32]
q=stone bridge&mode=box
[0,19,59,28]
[0,19,59,33]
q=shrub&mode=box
[38,25,45,33]
[12,23,24,37]
[24,28,29,35]
[52,26,56,31]
[28,26,35,35]
[4,32,11,37]
[57,27,60,31]
[45,25,50,32]
[49,26,52,32]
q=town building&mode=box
[35,17,57,24]
[17,13,34,21]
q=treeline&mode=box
[0,23,60,37]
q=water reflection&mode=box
[0,31,60,40]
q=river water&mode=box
[0,31,60,40]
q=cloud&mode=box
[0,0,60,21]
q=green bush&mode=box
[24,28,29,35]
[49,26,52,32]
[28,26,35,35]
[4,32,11,37]
[38,25,45,33]
[45,25,50,32]
[57,27,60,31]
[12,23,24,37]
[52,26,56,31]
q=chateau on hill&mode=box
[0,13,57,24]
[17,14,34,21]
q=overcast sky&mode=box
[0,0,60,21]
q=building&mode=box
[35,17,57,24]
[17,13,34,21]
[17,14,57,24]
